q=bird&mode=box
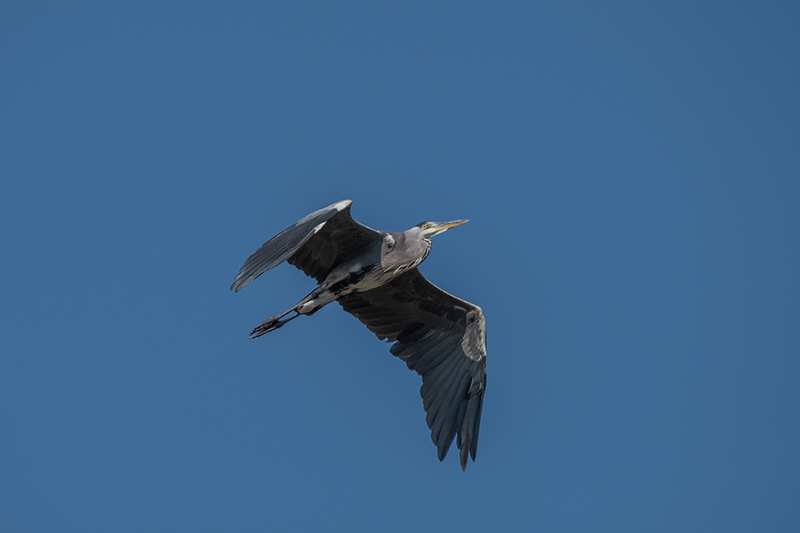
[230,199,487,471]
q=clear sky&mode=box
[2,2,799,531]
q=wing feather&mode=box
[338,268,487,471]
[230,200,382,291]
[287,204,382,283]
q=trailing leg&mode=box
[250,308,301,337]
[250,288,337,338]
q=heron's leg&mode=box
[249,288,336,338]
[250,310,301,337]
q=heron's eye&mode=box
[424,222,432,228]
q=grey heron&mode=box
[231,199,486,471]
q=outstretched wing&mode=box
[338,269,487,471]
[230,199,381,291]
[286,203,382,283]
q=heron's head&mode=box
[416,219,469,239]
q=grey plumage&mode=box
[231,199,487,471]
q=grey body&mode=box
[231,199,487,471]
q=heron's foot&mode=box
[250,312,299,338]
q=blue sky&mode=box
[2,1,799,531]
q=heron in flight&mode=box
[231,200,487,470]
